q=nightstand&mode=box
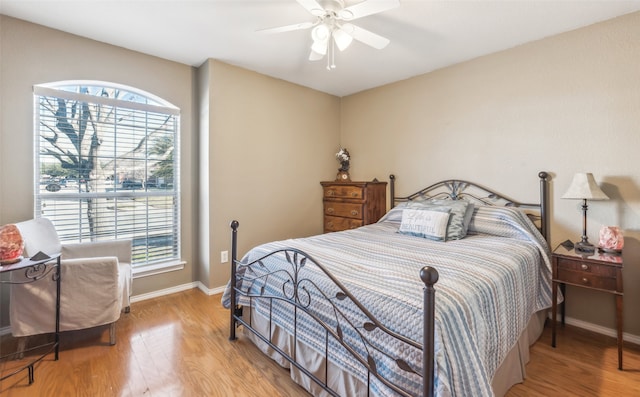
[320,180,387,233]
[551,244,624,370]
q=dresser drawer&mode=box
[323,185,364,199]
[556,257,616,277]
[324,202,363,219]
[556,269,617,291]
[324,216,363,232]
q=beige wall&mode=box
[341,12,640,336]
[0,16,198,301]
[199,60,340,289]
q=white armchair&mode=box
[10,218,132,347]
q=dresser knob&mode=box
[581,277,589,284]
[327,207,334,213]
[327,190,334,196]
[350,210,358,216]
[581,264,588,270]
[327,222,333,227]
[351,192,358,197]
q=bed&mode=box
[223,172,551,397]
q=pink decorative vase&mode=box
[0,224,24,264]
[598,226,624,252]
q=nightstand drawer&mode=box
[324,202,363,219]
[324,216,363,232]
[556,257,617,277]
[323,185,364,199]
[556,269,617,291]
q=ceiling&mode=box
[2,0,640,97]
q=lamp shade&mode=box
[561,173,609,200]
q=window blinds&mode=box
[34,84,180,267]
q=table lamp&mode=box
[561,173,609,253]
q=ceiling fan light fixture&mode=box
[333,28,353,51]
[311,23,331,41]
[309,50,324,61]
[311,37,329,55]
[259,0,397,70]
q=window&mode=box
[34,81,180,269]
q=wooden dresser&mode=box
[320,180,387,233]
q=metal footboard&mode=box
[229,220,438,397]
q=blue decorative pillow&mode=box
[399,208,451,241]
[407,199,472,240]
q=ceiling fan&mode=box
[258,0,400,70]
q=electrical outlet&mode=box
[221,250,229,263]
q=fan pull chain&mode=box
[327,36,336,70]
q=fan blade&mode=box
[338,0,400,20]
[296,0,326,16]
[341,23,390,49]
[257,21,315,34]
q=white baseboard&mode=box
[559,315,640,346]
[129,281,225,303]
[129,281,200,303]
[195,283,226,296]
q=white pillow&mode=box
[399,209,451,241]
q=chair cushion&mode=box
[15,218,61,257]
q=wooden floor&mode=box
[1,288,638,396]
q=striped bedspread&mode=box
[223,205,553,396]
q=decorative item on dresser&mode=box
[335,147,351,182]
[551,244,624,370]
[320,179,387,233]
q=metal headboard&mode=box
[389,172,550,241]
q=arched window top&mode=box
[35,80,179,114]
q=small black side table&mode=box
[0,253,61,384]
